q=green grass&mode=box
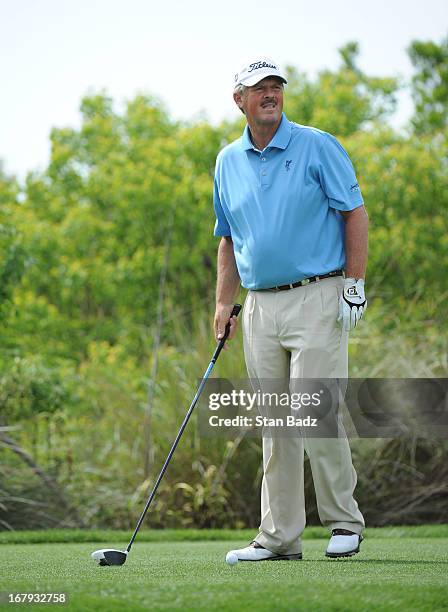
[0,531,447,611]
[1,524,447,544]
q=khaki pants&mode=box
[242,276,364,555]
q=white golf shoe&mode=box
[325,529,363,558]
[226,541,302,562]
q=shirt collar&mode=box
[242,113,292,151]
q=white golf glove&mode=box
[338,277,367,331]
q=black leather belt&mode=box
[260,269,344,292]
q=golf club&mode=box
[91,303,242,566]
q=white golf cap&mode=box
[234,57,287,88]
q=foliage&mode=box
[408,33,448,134]
[0,167,28,323]
[284,42,399,136]
[0,356,79,421]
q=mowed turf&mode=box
[1,535,447,611]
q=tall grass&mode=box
[1,297,447,530]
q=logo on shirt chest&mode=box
[285,160,293,172]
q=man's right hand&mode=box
[214,303,239,346]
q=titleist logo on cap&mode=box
[247,61,278,73]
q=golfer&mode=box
[213,57,368,560]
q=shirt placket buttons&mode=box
[261,155,268,187]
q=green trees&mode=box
[408,34,448,134]
[0,167,27,324]
[284,42,399,136]
[3,95,225,362]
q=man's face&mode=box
[234,77,284,127]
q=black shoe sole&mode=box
[240,553,303,562]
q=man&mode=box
[213,57,368,561]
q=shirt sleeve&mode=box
[317,133,364,211]
[213,173,231,237]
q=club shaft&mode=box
[126,316,242,553]
[126,304,241,552]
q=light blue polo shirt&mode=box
[213,113,364,289]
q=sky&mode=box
[1,0,447,180]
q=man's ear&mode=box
[233,92,245,115]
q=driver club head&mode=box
[91,548,128,566]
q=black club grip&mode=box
[211,304,242,364]
[222,303,242,342]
